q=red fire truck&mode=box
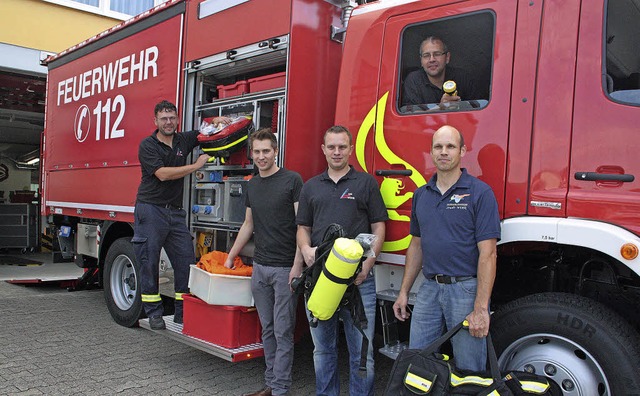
[42,0,640,393]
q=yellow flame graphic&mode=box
[356,92,427,252]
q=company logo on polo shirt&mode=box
[340,189,355,200]
[176,149,184,157]
[447,194,470,209]
[451,194,470,203]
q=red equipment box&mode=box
[182,294,261,348]
[248,72,286,92]
[216,80,248,99]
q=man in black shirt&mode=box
[224,129,303,396]
[133,100,229,330]
[402,36,480,108]
[296,126,388,396]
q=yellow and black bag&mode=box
[384,321,562,395]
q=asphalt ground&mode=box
[0,272,394,395]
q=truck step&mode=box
[376,289,417,305]
[378,341,408,360]
[139,315,264,362]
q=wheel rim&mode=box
[498,333,610,395]
[109,254,137,311]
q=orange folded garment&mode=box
[196,251,253,276]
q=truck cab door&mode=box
[569,0,640,235]
[366,0,518,254]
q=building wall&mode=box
[0,0,120,213]
[0,0,120,53]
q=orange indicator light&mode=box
[621,243,639,260]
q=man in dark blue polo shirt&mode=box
[296,125,388,396]
[133,100,229,330]
[393,125,501,371]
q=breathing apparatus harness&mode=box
[292,223,374,375]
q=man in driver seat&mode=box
[402,36,480,107]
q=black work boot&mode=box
[174,299,183,324]
[149,316,166,330]
[173,310,183,324]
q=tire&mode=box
[103,238,143,327]
[491,292,640,395]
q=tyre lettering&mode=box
[557,313,596,338]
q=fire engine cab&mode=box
[42,0,640,393]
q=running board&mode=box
[379,341,408,360]
[139,315,264,362]
[378,299,409,361]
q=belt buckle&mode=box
[434,274,446,284]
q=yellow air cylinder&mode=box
[307,237,364,320]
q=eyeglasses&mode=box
[157,116,177,123]
[420,51,447,60]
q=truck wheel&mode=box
[491,292,640,395]
[103,238,142,327]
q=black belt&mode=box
[161,203,182,210]
[430,274,476,284]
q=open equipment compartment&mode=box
[184,36,288,260]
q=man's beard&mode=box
[158,128,175,137]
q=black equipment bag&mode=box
[384,321,562,395]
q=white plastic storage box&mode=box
[188,265,254,307]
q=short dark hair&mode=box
[323,125,353,145]
[154,100,177,116]
[420,36,448,55]
[249,128,278,150]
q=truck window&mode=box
[605,0,640,105]
[397,11,494,114]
